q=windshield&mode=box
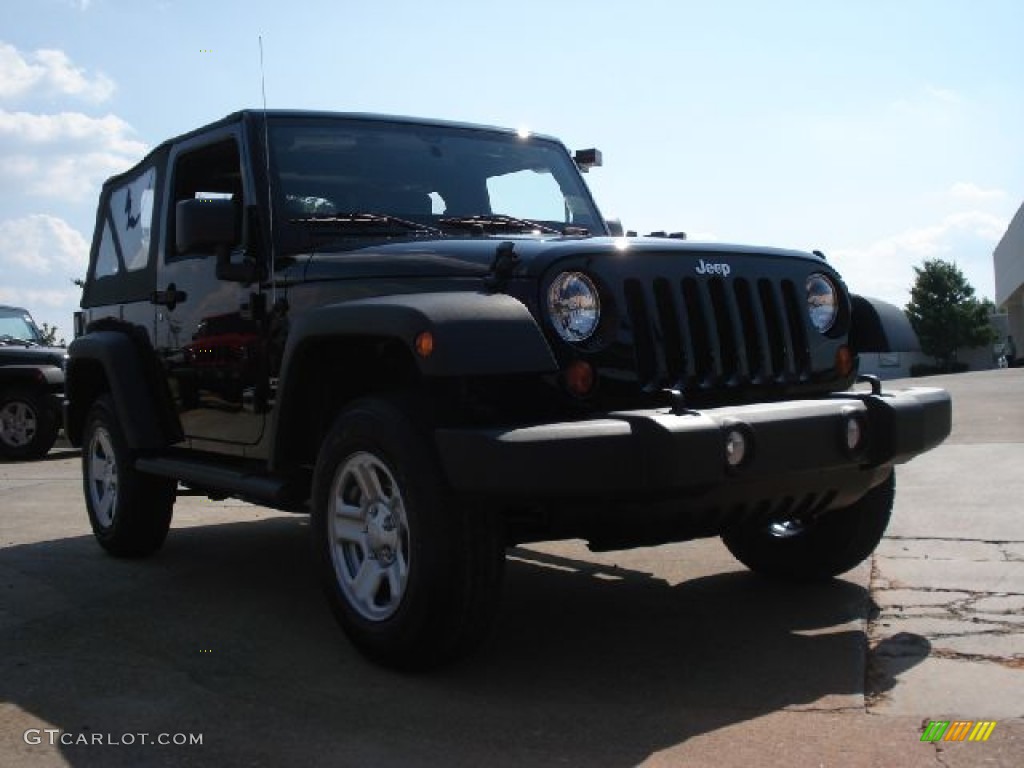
[268,118,604,252]
[0,309,41,344]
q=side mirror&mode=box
[573,148,603,173]
[605,218,624,237]
[175,198,237,254]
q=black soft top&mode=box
[102,110,558,192]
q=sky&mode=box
[1,0,1022,338]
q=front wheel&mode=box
[82,395,175,557]
[0,388,59,460]
[312,397,505,671]
[721,472,895,581]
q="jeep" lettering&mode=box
[695,259,731,277]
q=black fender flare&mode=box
[280,291,558,379]
[66,329,182,452]
[270,291,557,469]
[849,295,920,354]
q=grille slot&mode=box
[623,278,657,386]
[626,272,813,392]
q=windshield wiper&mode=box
[289,212,442,237]
[438,215,564,236]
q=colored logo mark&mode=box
[921,720,996,742]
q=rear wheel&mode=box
[312,396,504,671]
[721,472,895,581]
[0,388,59,460]
[83,395,175,557]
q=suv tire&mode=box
[0,387,59,460]
[312,396,505,671]
[721,471,895,581]
[83,394,175,557]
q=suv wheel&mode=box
[312,396,504,671]
[83,395,175,557]
[721,471,895,581]
[0,388,59,460]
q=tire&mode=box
[82,394,175,557]
[721,472,895,582]
[0,387,60,460]
[312,396,505,671]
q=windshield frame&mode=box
[263,116,607,253]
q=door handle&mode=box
[151,283,187,310]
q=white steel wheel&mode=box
[81,395,175,558]
[312,396,505,671]
[87,425,119,528]
[328,450,411,622]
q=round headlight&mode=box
[547,271,601,342]
[806,273,838,334]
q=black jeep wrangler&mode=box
[0,305,65,460]
[66,110,951,670]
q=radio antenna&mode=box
[259,35,276,304]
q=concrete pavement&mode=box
[1,370,1022,766]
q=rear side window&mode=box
[111,167,156,271]
[81,153,165,308]
[94,221,119,277]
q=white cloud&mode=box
[0,110,145,153]
[0,214,89,274]
[831,211,1006,306]
[0,286,79,309]
[0,109,146,201]
[0,42,113,102]
[948,182,1005,204]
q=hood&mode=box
[288,235,826,283]
[0,343,67,367]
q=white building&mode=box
[994,201,1024,358]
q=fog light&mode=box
[845,415,863,452]
[564,359,595,396]
[725,429,747,467]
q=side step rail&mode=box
[135,456,295,508]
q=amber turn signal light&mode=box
[835,344,854,377]
[414,331,434,358]
[564,359,595,396]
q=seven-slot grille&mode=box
[623,275,811,391]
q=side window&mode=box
[94,220,119,278]
[109,166,157,271]
[169,138,243,258]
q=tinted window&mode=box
[269,119,603,252]
[168,138,243,258]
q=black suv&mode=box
[0,305,65,460]
[65,110,951,670]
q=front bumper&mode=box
[435,386,951,503]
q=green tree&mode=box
[38,322,66,347]
[905,259,996,371]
